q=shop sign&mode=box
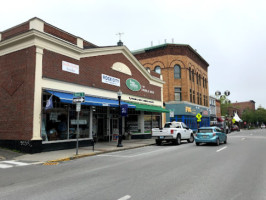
[126,78,141,91]
[170,109,174,117]
[128,97,154,104]
[185,107,192,112]
[202,110,208,115]
[102,74,120,87]
[62,61,79,74]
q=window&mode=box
[199,75,201,86]
[196,73,199,84]
[190,89,192,102]
[174,87,182,101]
[174,65,181,79]
[203,78,205,88]
[200,94,202,105]
[154,66,161,74]
[197,92,199,104]
[192,70,194,82]
[189,68,191,80]
[193,91,195,103]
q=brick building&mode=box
[133,44,210,131]
[0,18,168,153]
[230,100,256,117]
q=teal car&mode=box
[195,127,227,146]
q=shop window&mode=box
[154,66,161,74]
[174,87,182,101]
[174,65,181,79]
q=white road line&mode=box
[3,160,30,166]
[216,146,227,152]
[241,138,246,140]
[0,164,13,169]
[118,195,131,200]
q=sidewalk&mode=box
[5,139,155,163]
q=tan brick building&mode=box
[133,44,210,131]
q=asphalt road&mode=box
[0,129,266,200]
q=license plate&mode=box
[202,135,207,138]
[160,136,164,139]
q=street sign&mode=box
[196,113,202,120]
[197,119,201,122]
[73,97,85,103]
[73,92,85,97]
[232,118,236,124]
[76,102,81,112]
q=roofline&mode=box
[132,43,209,67]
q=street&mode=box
[0,129,266,200]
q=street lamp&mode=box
[215,90,230,133]
[117,90,123,147]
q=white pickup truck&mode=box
[152,121,194,145]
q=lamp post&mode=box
[215,90,230,133]
[117,90,123,147]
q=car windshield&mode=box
[198,129,213,133]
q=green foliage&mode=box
[242,107,266,124]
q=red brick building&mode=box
[0,18,167,153]
[133,44,210,131]
[230,100,256,117]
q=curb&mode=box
[45,143,155,163]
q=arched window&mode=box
[192,70,194,82]
[174,65,181,79]
[199,74,201,86]
[154,66,161,74]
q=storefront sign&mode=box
[126,78,141,91]
[202,110,209,116]
[62,61,79,74]
[185,107,192,112]
[141,85,154,94]
[102,74,120,87]
[128,97,154,104]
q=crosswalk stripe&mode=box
[3,160,30,166]
[0,164,13,169]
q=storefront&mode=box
[0,18,168,153]
[166,102,210,132]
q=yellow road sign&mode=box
[196,113,202,119]
[232,118,236,124]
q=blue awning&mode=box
[46,90,136,108]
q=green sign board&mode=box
[126,78,141,91]
[73,92,85,97]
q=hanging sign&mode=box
[126,78,141,91]
[121,104,128,117]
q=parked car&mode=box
[261,124,266,129]
[215,123,230,134]
[231,125,240,132]
[195,127,227,146]
[152,121,194,145]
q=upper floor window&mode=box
[154,66,161,74]
[196,73,199,84]
[199,75,201,86]
[189,68,191,80]
[174,87,182,101]
[190,89,192,102]
[174,65,181,79]
[192,70,194,82]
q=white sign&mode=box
[102,74,120,87]
[62,61,79,74]
[73,97,85,103]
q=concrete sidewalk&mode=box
[11,139,155,163]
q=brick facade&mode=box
[0,47,36,140]
[133,44,209,106]
[231,100,256,117]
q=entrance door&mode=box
[110,119,119,141]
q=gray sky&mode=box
[1,0,266,108]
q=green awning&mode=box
[131,103,169,113]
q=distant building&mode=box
[133,44,210,131]
[230,100,256,117]
[209,96,217,125]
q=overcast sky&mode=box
[1,0,266,108]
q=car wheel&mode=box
[216,138,220,146]
[187,134,194,143]
[156,139,162,146]
[196,142,200,146]
[175,134,181,145]
[224,137,227,144]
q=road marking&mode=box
[0,164,13,169]
[3,160,30,166]
[241,138,246,140]
[118,195,131,200]
[216,146,227,152]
